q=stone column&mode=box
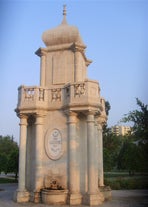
[40,54,46,87]
[94,117,99,184]
[97,118,112,201]
[67,111,82,205]
[32,113,45,203]
[74,49,79,82]
[98,123,104,186]
[13,114,30,202]
[87,112,98,194]
[86,111,104,205]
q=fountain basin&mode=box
[41,189,68,205]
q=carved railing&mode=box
[17,86,48,110]
[17,80,101,111]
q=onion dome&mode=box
[42,5,84,47]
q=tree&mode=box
[121,98,148,141]
[0,135,19,176]
[103,101,111,136]
[103,101,123,171]
[117,138,144,175]
[120,98,148,172]
[103,133,122,171]
[0,153,8,173]
[105,101,111,116]
[7,149,19,179]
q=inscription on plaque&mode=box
[45,128,63,160]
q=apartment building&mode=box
[111,125,132,136]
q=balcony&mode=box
[16,80,102,113]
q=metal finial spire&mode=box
[61,4,67,24]
[63,4,67,16]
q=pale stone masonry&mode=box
[14,6,109,206]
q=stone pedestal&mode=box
[41,189,68,205]
[30,191,41,203]
[13,190,30,203]
[15,6,109,206]
[84,192,104,206]
[68,193,82,205]
[100,186,112,200]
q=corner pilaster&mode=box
[98,122,104,187]
[85,111,104,205]
[35,48,47,87]
[96,109,107,187]
[67,111,82,205]
[13,114,30,202]
[31,113,46,203]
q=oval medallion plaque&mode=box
[45,128,63,160]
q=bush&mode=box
[104,176,148,190]
[0,178,18,184]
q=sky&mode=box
[0,0,147,143]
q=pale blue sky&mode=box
[0,0,147,142]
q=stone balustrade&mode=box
[17,86,48,111]
[17,80,101,112]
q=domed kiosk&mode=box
[14,6,110,206]
[42,7,84,47]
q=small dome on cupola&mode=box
[42,5,85,47]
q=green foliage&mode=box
[103,101,123,171]
[120,98,148,173]
[105,101,111,116]
[103,131,123,171]
[7,149,19,179]
[117,138,144,174]
[103,98,148,173]
[0,153,8,173]
[103,149,113,171]
[104,175,148,190]
[0,135,19,177]
[0,177,18,184]
[103,101,111,136]
[121,98,148,141]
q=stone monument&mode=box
[14,6,110,206]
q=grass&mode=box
[0,177,18,184]
[104,172,148,190]
[1,172,148,189]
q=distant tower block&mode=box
[14,6,110,205]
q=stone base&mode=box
[30,191,41,203]
[84,192,104,206]
[68,193,82,205]
[41,189,68,205]
[13,189,30,203]
[100,185,112,200]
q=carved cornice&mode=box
[97,115,107,126]
[64,110,78,124]
[71,43,92,66]
[71,42,86,52]
[36,43,73,54]
[35,47,47,57]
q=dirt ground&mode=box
[0,183,148,207]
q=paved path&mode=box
[0,183,148,207]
